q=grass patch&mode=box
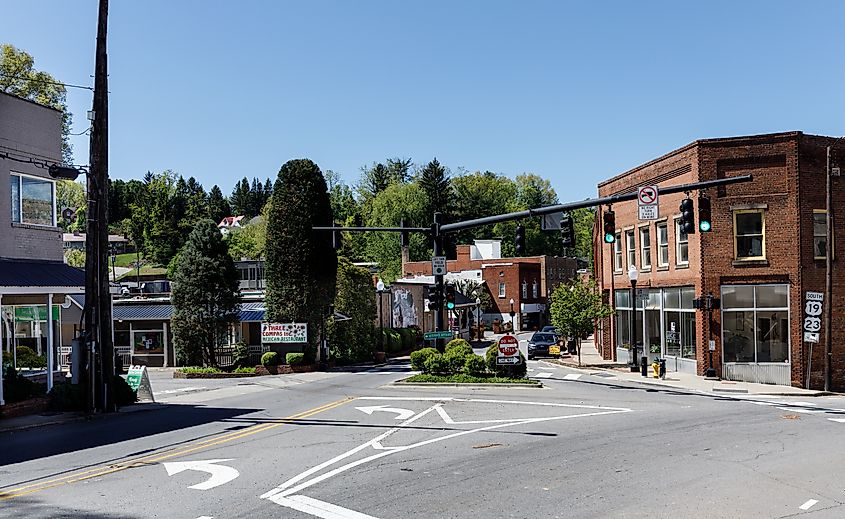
[233,366,256,374]
[117,265,167,280]
[113,252,143,268]
[404,374,536,384]
[177,366,223,374]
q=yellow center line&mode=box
[0,396,352,501]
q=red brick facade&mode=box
[593,132,844,390]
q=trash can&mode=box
[640,355,648,377]
[659,358,667,379]
[567,338,578,355]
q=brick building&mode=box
[593,131,844,390]
[403,239,578,331]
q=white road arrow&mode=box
[163,459,239,490]
[355,405,414,420]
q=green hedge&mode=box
[410,347,438,371]
[463,354,487,376]
[261,351,279,366]
[423,353,449,374]
[286,352,305,366]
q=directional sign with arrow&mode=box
[163,459,239,490]
[355,405,415,420]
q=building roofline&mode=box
[0,90,63,114]
[597,131,804,188]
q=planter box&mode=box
[173,371,259,379]
[0,396,50,418]
[255,364,317,376]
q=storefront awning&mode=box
[0,259,85,294]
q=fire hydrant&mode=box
[652,359,661,379]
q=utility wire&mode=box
[0,74,94,91]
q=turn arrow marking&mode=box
[163,459,239,490]
[355,405,415,420]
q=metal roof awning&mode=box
[113,304,174,320]
[0,259,85,294]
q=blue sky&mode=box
[2,1,843,202]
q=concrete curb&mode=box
[0,413,88,433]
[390,381,543,388]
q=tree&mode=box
[571,207,595,265]
[265,159,337,360]
[549,279,613,359]
[362,182,428,280]
[230,177,251,217]
[1,44,73,163]
[171,219,240,366]
[326,258,376,364]
[417,158,451,220]
[64,249,85,268]
[56,180,86,232]
[207,185,231,224]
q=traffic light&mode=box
[679,198,696,234]
[515,225,525,255]
[560,212,575,248]
[698,196,712,232]
[603,211,616,243]
[427,284,442,311]
[445,284,456,310]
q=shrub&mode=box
[261,351,279,366]
[410,347,438,371]
[423,353,449,375]
[2,365,43,403]
[232,341,250,368]
[112,375,138,407]
[445,339,473,357]
[178,366,223,374]
[15,346,47,369]
[234,366,256,374]
[444,348,470,374]
[463,354,487,376]
[387,329,402,353]
[286,352,306,366]
[48,383,86,411]
[398,328,415,350]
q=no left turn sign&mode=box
[638,186,658,206]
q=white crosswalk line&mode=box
[563,374,582,381]
[828,418,845,423]
[533,372,553,379]
[799,499,818,510]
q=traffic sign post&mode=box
[432,256,447,276]
[804,291,823,389]
[497,334,522,366]
[637,186,659,221]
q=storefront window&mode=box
[722,284,789,363]
[133,330,164,355]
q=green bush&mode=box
[2,365,44,403]
[423,353,449,375]
[405,374,536,384]
[261,351,279,366]
[398,328,415,350]
[112,375,138,407]
[485,343,527,378]
[445,339,473,358]
[178,366,223,374]
[463,354,487,376]
[234,366,256,374]
[410,347,438,371]
[387,329,402,353]
[48,383,86,411]
[444,348,470,374]
[232,341,250,368]
[286,352,306,366]
[14,346,47,369]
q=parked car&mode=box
[541,325,561,336]
[527,332,558,359]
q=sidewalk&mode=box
[551,338,833,397]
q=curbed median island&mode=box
[397,339,540,387]
[173,352,319,378]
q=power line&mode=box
[1,74,94,91]
[0,150,88,172]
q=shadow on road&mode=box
[0,495,144,518]
[0,403,260,467]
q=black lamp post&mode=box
[376,279,385,355]
[509,298,515,332]
[628,265,639,372]
[476,297,482,341]
[704,293,718,379]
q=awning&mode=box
[0,259,85,294]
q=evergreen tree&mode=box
[265,159,337,360]
[417,158,451,221]
[357,162,393,200]
[171,219,239,366]
[230,177,251,216]
[326,258,376,364]
[263,178,273,202]
[249,177,264,217]
[208,185,231,224]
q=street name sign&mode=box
[497,334,522,365]
[262,323,308,343]
[637,185,659,221]
[432,256,447,276]
[424,331,454,340]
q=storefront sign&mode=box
[803,292,823,343]
[126,365,155,402]
[262,322,308,343]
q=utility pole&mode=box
[84,0,114,412]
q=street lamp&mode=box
[628,265,639,372]
[509,298,515,332]
[475,297,482,341]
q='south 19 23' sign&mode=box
[262,323,308,343]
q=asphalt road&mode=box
[3,339,845,519]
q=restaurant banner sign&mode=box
[262,322,308,344]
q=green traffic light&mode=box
[446,302,455,310]
[699,221,711,232]
[604,233,615,243]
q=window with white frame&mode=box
[813,210,827,260]
[10,173,55,226]
[613,233,622,271]
[674,219,689,265]
[734,210,765,260]
[639,227,651,270]
[657,222,669,267]
[498,282,506,298]
[625,230,635,269]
